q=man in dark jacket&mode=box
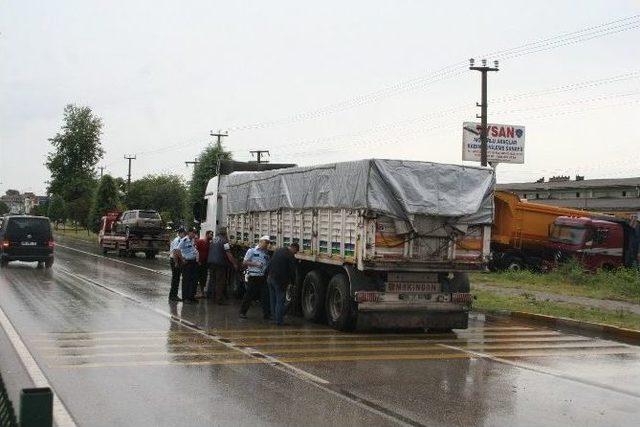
[266,242,299,326]
[207,228,238,304]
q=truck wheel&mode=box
[301,270,327,322]
[0,259,8,268]
[505,257,523,271]
[325,274,357,331]
[450,272,470,293]
[45,258,54,269]
[145,251,156,259]
[102,247,109,255]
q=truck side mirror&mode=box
[192,201,202,221]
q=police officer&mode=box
[239,235,271,320]
[177,227,199,303]
[169,227,186,302]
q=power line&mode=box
[224,14,640,132]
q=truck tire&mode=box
[1,258,9,268]
[505,256,523,271]
[45,258,54,269]
[301,270,327,322]
[325,274,357,331]
[450,272,470,293]
[145,251,156,259]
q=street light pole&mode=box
[469,59,499,167]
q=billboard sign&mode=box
[462,122,525,164]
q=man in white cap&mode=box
[239,235,272,320]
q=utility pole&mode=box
[98,166,105,178]
[249,150,270,164]
[469,58,499,167]
[209,130,228,150]
[124,154,136,192]
[185,159,200,167]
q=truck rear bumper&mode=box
[357,301,470,312]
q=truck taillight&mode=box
[355,291,381,303]
[1,241,9,248]
[452,293,473,304]
[48,240,55,248]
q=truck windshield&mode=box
[550,225,588,244]
[139,211,160,219]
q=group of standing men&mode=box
[169,226,299,326]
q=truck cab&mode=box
[549,216,626,270]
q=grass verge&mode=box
[53,227,98,243]
[473,287,640,330]
[470,260,640,304]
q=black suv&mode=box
[0,215,54,268]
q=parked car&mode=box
[115,210,164,237]
[0,215,54,268]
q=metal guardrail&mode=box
[0,372,17,427]
[0,371,52,427]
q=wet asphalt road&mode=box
[0,236,639,426]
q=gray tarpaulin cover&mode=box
[222,159,495,230]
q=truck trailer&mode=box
[200,159,494,331]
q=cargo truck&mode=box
[199,159,494,331]
[491,191,601,271]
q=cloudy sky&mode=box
[1,0,639,195]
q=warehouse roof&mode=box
[497,177,640,191]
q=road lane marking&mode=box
[56,244,170,276]
[28,330,561,343]
[31,336,594,351]
[0,304,77,426]
[55,267,419,427]
[438,343,640,399]
[48,346,640,369]
[207,326,534,334]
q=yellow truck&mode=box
[491,191,599,270]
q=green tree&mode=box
[0,201,9,215]
[48,195,67,228]
[32,201,49,216]
[126,174,188,224]
[46,104,104,227]
[188,143,232,219]
[88,175,121,232]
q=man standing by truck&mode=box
[169,227,186,302]
[266,242,299,326]
[195,230,213,298]
[207,228,238,305]
[239,236,271,320]
[178,227,199,304]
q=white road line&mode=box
[56,267,417,426]
[0,304,77,427]
[56,244,170,276]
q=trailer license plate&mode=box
[399,293,432,301]
[387,282,439,293]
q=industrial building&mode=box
[496,176,640,215]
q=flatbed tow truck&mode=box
[98,211,169,259]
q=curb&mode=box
[480,309,640,346]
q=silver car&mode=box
[116,210,164,237]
